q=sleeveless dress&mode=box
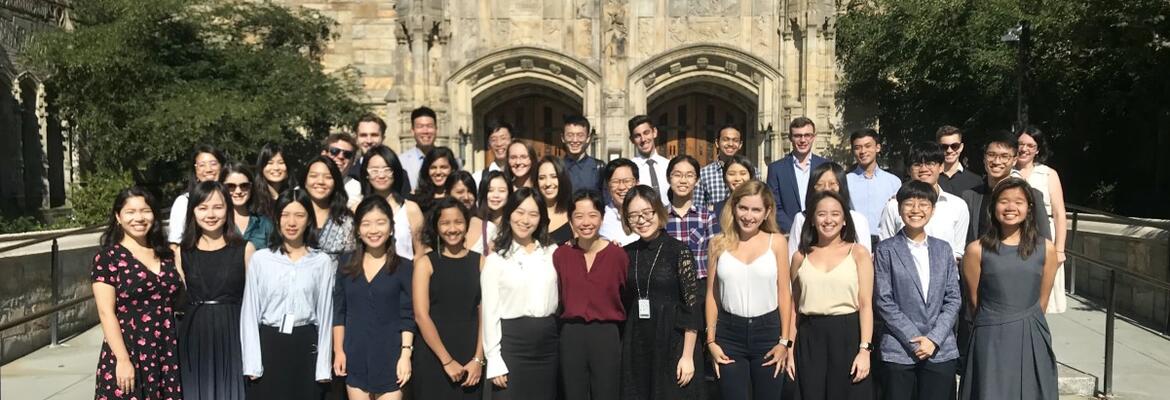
[959,241,1058,400]
[413,251,483,400]
[549,222,573,244]
[1025,164,1066,313]
[91,244,183,400]
[333,255,416,393]
[179,244,247,400]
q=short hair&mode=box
[493,187,552,256]
[188,144,228,191]
[907,142,946,165]
[423,197,472,251]
[983,130,1019,155]
[806,162,853,211]
[411,106,437,125]
[895,180,939,206]
[181,180,245,250]
[627,114,655,135]
[789,117,815,132]
[620,185,668,234]
[667,154,702,185]
[849,128,881,144]
[1018,125,1050,164]
[797,190,859,254]
[564,114,591,134]
[603,158,640,184]
[322,132,357,150]
[487,120,513,138]
[569,190,605,217]
[536,156,573,213]
[353,113,387,134]
[935,125,962,141]
[360,145,410,201]
[267,187,319,253]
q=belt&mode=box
[191,300,238,306]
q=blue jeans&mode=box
[714,309,784,400]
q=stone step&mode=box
[1059,363,1098,397]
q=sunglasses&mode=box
[941,143,962,151]
[225,182,252,192]
[328,147,355,159]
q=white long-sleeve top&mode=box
[240,248,337,381]
[480,242,559,379]
[167,193,189,244]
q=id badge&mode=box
[280,314,296,334]
[638,298,651,319]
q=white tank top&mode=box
[716,234,779,318]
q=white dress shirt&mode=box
[167,193,189,244]
[481,242,559,379]
[792,154,815,212]
[343,176,362,209]
[877,187,969,260]
[905,232,931,303]
[787,210,873,259]
[601,204,640,246]
[473,162,504,188]
[400,147,426,192]
[632,151,670,205]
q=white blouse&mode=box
[481,242,559,379]
[716,234,780,318]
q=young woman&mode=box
[254,143,289,216]
[169,144,226,244]
[446,170,478,211]
[222,163,273,250]
[360,145,417,260]
[787,162,872,258]
[710,155,756,235]
[91,187,182,399]
[786,190,875,400]
[705,181,793,400]
[412,198,485,399]
[241,188,336,400]
[177,181,255,400]
[553,190,629,400]
[413,146,461,213]
[505,140,538,189]
[665,155,715,281]
[303,156,357,256]
[332,196,416,399]
[620,185,704,400]
[959,178,1059,400]
[1016,126,1068,314]
[481,188,559,399]
[468,170,512,255]
[536,156,574,243]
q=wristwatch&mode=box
[859,342,873,351]
[777,337,793,348]
[472,357,486,366]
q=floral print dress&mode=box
[92,244,184,400]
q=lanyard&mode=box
[633,242,664,300]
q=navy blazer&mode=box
[873,234,961,365]
[765,153,829,233]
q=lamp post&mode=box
[762,123,775,163]
[457,127,471,167]
[1001,20,1031,131]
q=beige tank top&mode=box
[796,246,860,315]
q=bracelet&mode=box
[441,358,455,366]
[705,340,717,346]
[471,357,486,366]
[401,345,414,351]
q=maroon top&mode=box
[553,240,629,322]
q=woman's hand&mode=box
[850,351,871,383]
[332,351,347,376]
[115,358,135,394]
[396,355,412,386]
[461,360,482,387]
[443,359,464,382]
[676,356,695,386]
[492,374,508,389]
[784,349,796,380]
[761,343,788,378]
[706,342,734,378]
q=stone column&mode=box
[601,0,630,160]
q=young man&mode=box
[599,158,641,246]
[695,124,747,211]
[562,115,604,195]
[474,120,512,186]
[877,142,969,261]
[935,125,982,196]
[873,180,962,400]
[628,115,670,205]
[960,131,1052,242]
[846,128,902,244]
[765,117,828,233]
[350,113,386,178]
[321,133,362,206]
[401,106,438,192]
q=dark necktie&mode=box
[646,158,661,193]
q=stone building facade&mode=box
[277,0,845,171]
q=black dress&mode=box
[621,232,706,400]
[549,222,573,244]
[179,244,248,400]
[333,255,416,393]
[414,251,483,399]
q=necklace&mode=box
[634,242,665,299]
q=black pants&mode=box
[794,313,873,400]
[247,325,325,400]
[496,316,558,400]
[882,359,958,400]
[559,320,621,400]
[714,310,784,400]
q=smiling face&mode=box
[537,162,559,204]
[983,142,1017,181]
[429,156,453,188]
[939,133,964,165]
[1017,133,1038,165]
[733,194,769,236]
[194,190,228,234]
[509,197,541,242]
[898,197,934,231]
[412,115,437,147]
[305,161,335,202]
[813,171,840,194]
[789,125,816,156]
[324,140,355,173]
[717,128,743,158]
[812,196,846,242]
[570,198,603,240]
[668,161,698,199]
[489,127,512,161]
[116,196,154,242]
[278,201,310,243]
[450,180,475,210]
[365,155,394,193]
[263,153,288,184]
[562,123,590,156]
[436,206,469,249]
[625,196,660,239]
[724,163,751,192]
[508,142,532,179]
[994,187,1030,229]
[358,207,392,249]
[851,136,880,168]
[910,159,942,187]
[355,121,384,153]
[486,177,509,211]
[630,122,658,155]
[223,172,252,208]
[194,152,221,182]
[607,166,637,208]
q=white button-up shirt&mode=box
[632,152,670,205]
[905,232,931,302]
[481,242,559,379]
[793,154,814,211]
[877,187,970,260]
[601,204,640,246]
[847,166,902,228]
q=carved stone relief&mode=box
[603,0,628,63]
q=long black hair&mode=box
[423,197,472,251]
[979,177,1040,258]
[666,155,701,202]
[301,155,352,226]
[254,143,287,217]
[360,144,409,201]
[805,162,854,212]
[267,187,319,253]
[722,155,757,185]
[1019,125,1051,164]
[535,156,573,213]
[221,162,260,215]
[492,187,551,257]
[477,170,514,221]
[180,181,245,250]
[797,190,859,255]
[342,196,401,277]
[100,186,173,259]
[446,170,479,210]
[417,146,460,196]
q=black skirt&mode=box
[246,324,325,400]
[179,302,246,400]
[794,313,874,400]
[495,316,558,400]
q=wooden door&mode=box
[649,93,749,166]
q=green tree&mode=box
[25,0,367,198]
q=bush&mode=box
[71,170,136,226]
[0,216,44,234]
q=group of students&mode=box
[89,107,1066,400]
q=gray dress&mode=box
[959,240,1058,400]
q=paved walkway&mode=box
[3,295,1165,399]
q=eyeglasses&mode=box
[626,209,656,224]
[984,152,1016,162]
[328,147,355,159]
[941,143,962,151]
[669,172,697,180]
[367,167,393,177]
[790,133,815,140]
[225,182,252,192]
[608,178,636,188]
[1018,143,1037,150]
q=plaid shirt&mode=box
[694,161,728,212]
[666,205,715,279]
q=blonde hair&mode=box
[712,180,780,260]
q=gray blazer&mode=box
[873,234,962,365]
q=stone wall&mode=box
[1067,215,1170,332]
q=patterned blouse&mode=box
[317,214,356,256]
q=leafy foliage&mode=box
[69,169,136,226]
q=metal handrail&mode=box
[0,295,93,333]
[0,223,104,255]
[1066,204,1170,230]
